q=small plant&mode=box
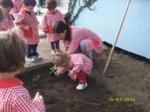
[33,74,40,84]
[49,65,57,76]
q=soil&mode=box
[17,49,150,112]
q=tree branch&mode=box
[66,0,97,24]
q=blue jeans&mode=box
[27,44,38,58]
[50,40,59,50]
[77,40,93,59]
[35,0,41,6]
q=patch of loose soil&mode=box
[18,49,150,112]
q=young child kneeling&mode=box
[51,52,93,90]
[0,29,45,112]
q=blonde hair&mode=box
[51,51,70,67]
[0,29,27,72]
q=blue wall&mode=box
[74,0,150,59]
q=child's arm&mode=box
[41,15,49,33]
[68,55,84,80]
[32,92,45,112]
[68,69,78,81]
[71,64,82,73]
[55,66,68,76]
[68,70,76,76]
[67,64,82,81]
[13,91,45,112]
[15,15,24,27]
[15,15,29,30]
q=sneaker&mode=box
[76,83,88,90]
[51,50,55,55]
[33,55,42,61]
[55,51,60,55]
[25,57,35,62]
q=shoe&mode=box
[25,57,35,62]
[76,83,88,90]
[51,50,55,55]
[55,51,60,55]
[33,55,42,61]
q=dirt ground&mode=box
[18,49,150,112]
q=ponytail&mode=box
[65,23,71,41]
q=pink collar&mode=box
[0,78,23,88]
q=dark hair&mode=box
[64,13,71,25]
[23,0,36,6]
[0,29,27,72]
[46,0,57,10]
[53,21,71,41]
[0,0,14,8]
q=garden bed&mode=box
[17,49,150,112]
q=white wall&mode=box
[57,0,68,10]
[57,0,68,15]
[74,0,150,59]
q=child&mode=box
[0,29,45,112]
[15,0,40,62]
[0,0,14,31]
[11,0,23,17]
[41,0,64,54]
[51,51,93,90]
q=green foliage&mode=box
[32,74,40,84]
[49,65,57,76]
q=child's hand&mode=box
[34,92,44,101]
[55,66,66,76]
[68,70,75,77]
[23,25,30,30]
[55,69,60,76]
[68,70,77,81]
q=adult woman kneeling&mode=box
[53,21,104,59]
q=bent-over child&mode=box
[51,51,93,90]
